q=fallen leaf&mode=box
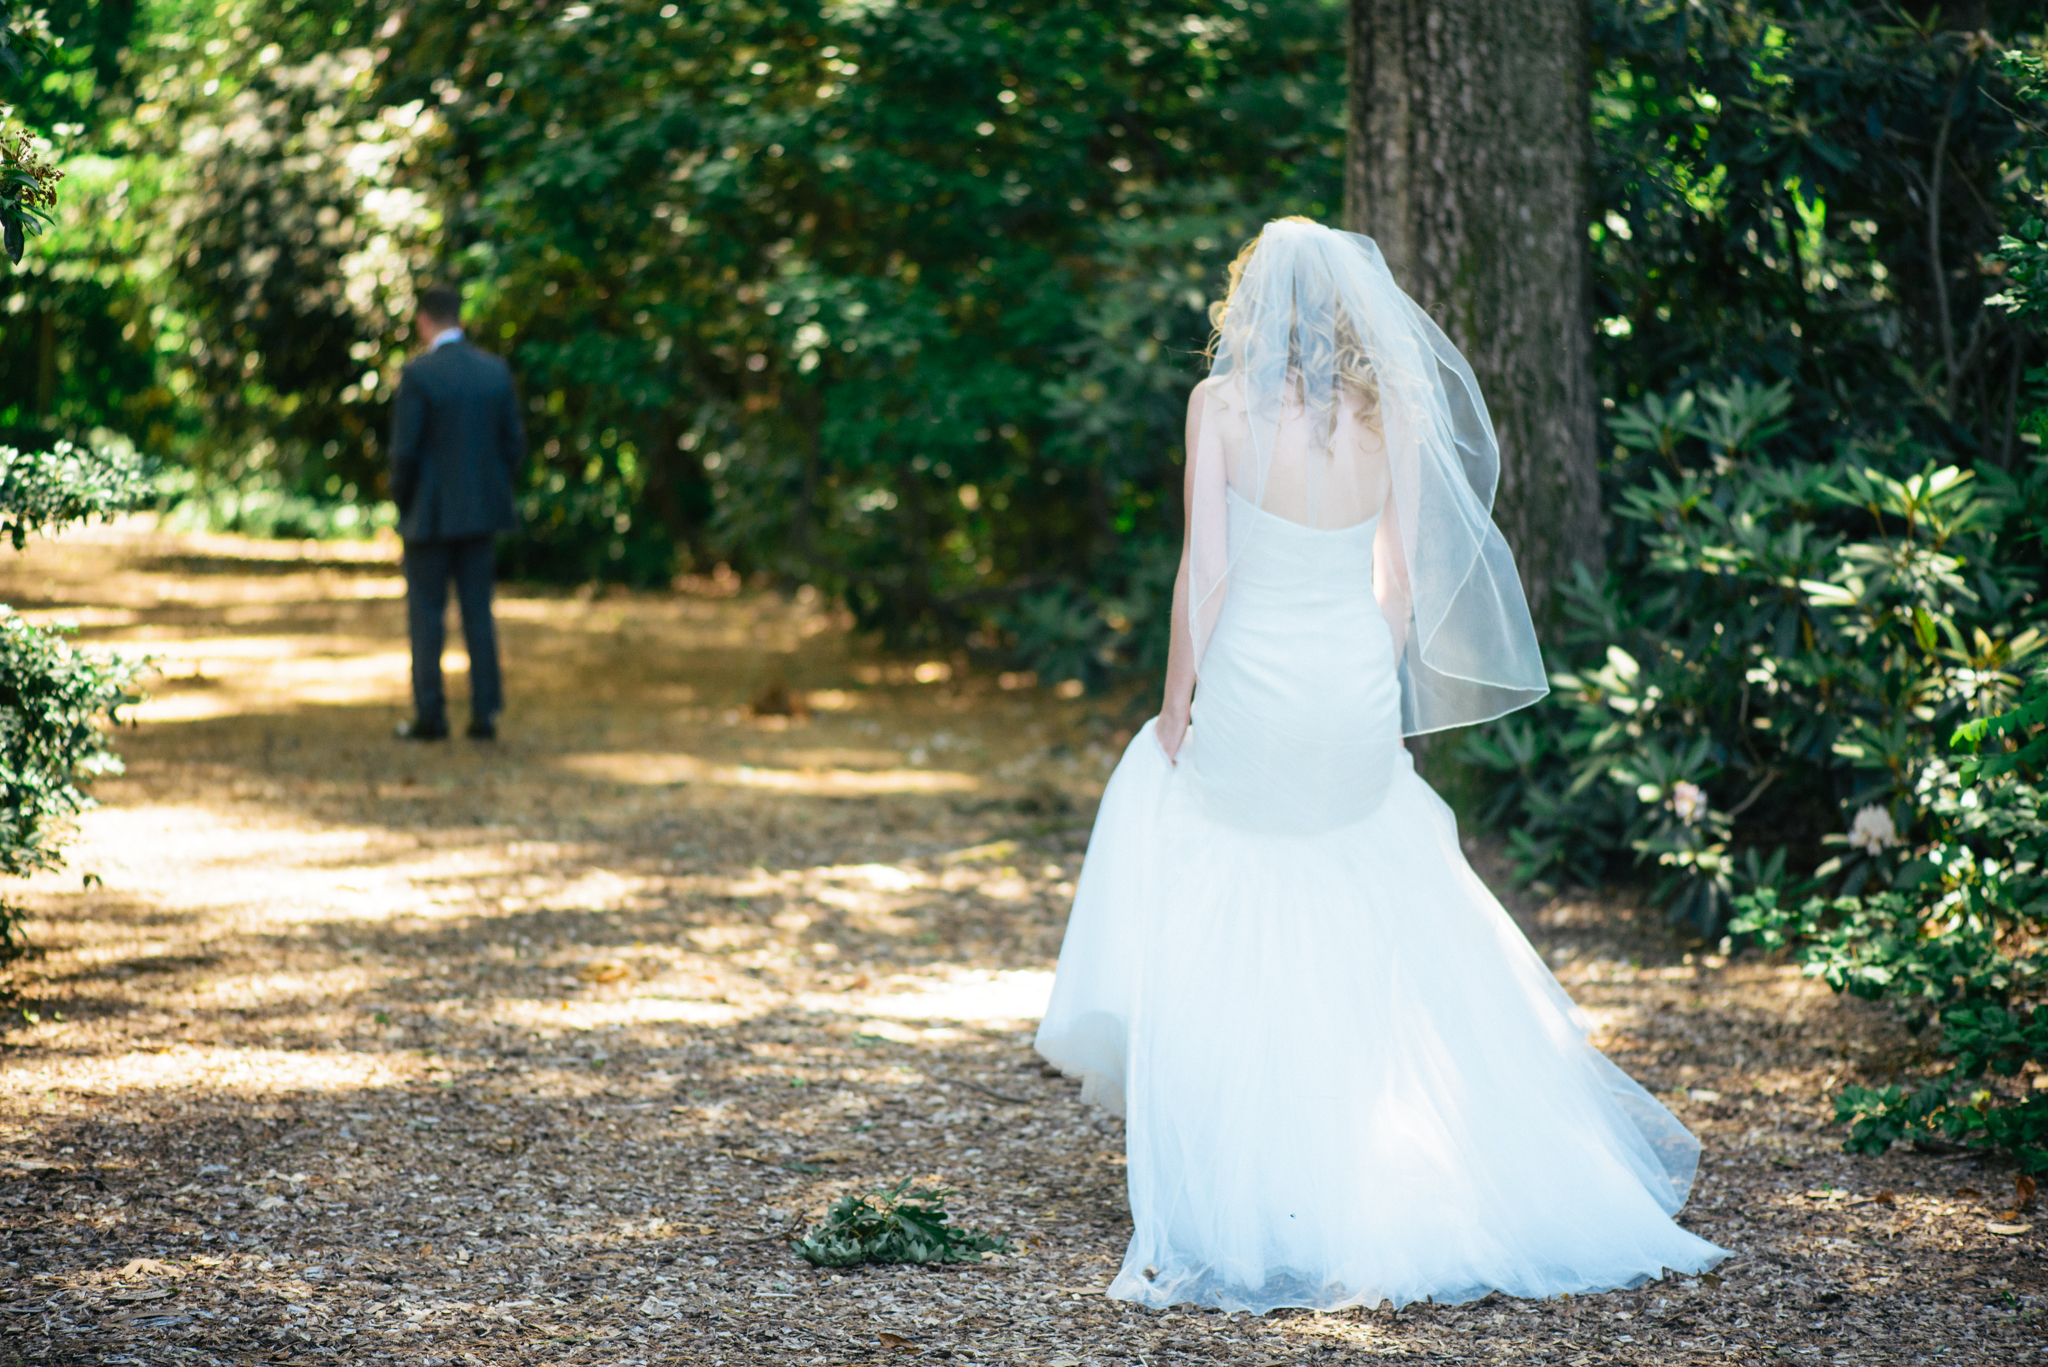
[118,1258,183,1279]
[1987,1221,2032,1237]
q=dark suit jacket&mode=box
[389,339,528,542]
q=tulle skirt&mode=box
[1035,719,1728,1313]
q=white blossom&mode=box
[1847,805,1899,855]
[1670,781,1707,825]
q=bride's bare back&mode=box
[1205,373,1391,531]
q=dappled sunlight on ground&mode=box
[0,524,2038,1365]
[553,749,982,795]
[2,1046,413,1100]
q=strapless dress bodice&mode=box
[1182,489,1403,833]
[1219,485,1378,589]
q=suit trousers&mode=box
[404,535,503,727]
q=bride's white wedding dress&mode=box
[1035,463,1728,1314]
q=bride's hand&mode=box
[1155,709,1189,765]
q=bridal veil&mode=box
[1189,219,1549,735]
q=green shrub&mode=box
[1990,49,2048,329]
[1729,669,2048,1173]
[0,440,147,966]
[791,1180,1008,1268]
[1464,375,2048,934]
[1,438,150,549]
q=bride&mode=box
[1035,217,1727,1313]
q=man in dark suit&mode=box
[389,284,527,741]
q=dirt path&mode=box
[0,523,2038,1365]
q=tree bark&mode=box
[1346,0,1602,619]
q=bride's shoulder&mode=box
[1191,373,1244,411]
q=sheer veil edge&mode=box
[1191,222,1549,736]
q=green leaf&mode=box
[790,1180,1008,1268]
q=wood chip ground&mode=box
[0,524,2039,1365]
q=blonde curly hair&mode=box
[1205,216,1381,418]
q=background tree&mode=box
[1345,0,1603,617]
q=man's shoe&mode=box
[466,720,497,741]
[395,718,449,741]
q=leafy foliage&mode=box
[1729,669,2048,1173]
[0,438,150,549]
[1955,669,2048,785]
[0,0,158,457]
[0,608,141,879]
[44,0,2040,685]
[0,440,146,966]
[1465,376,2048,933]
[1990,48,2048,328]
[791,1180,1008,1268]
[1591,2,2047,468]
[0,5,54,264]
[1470,7,2048,924]
[0,7,52,82]
[0,110,59,265]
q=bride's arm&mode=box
[1156,384,1206,762]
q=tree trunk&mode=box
[1346,0,1602,619]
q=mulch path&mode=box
[0,524,2039,1365]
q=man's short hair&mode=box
[417,285,463,326]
